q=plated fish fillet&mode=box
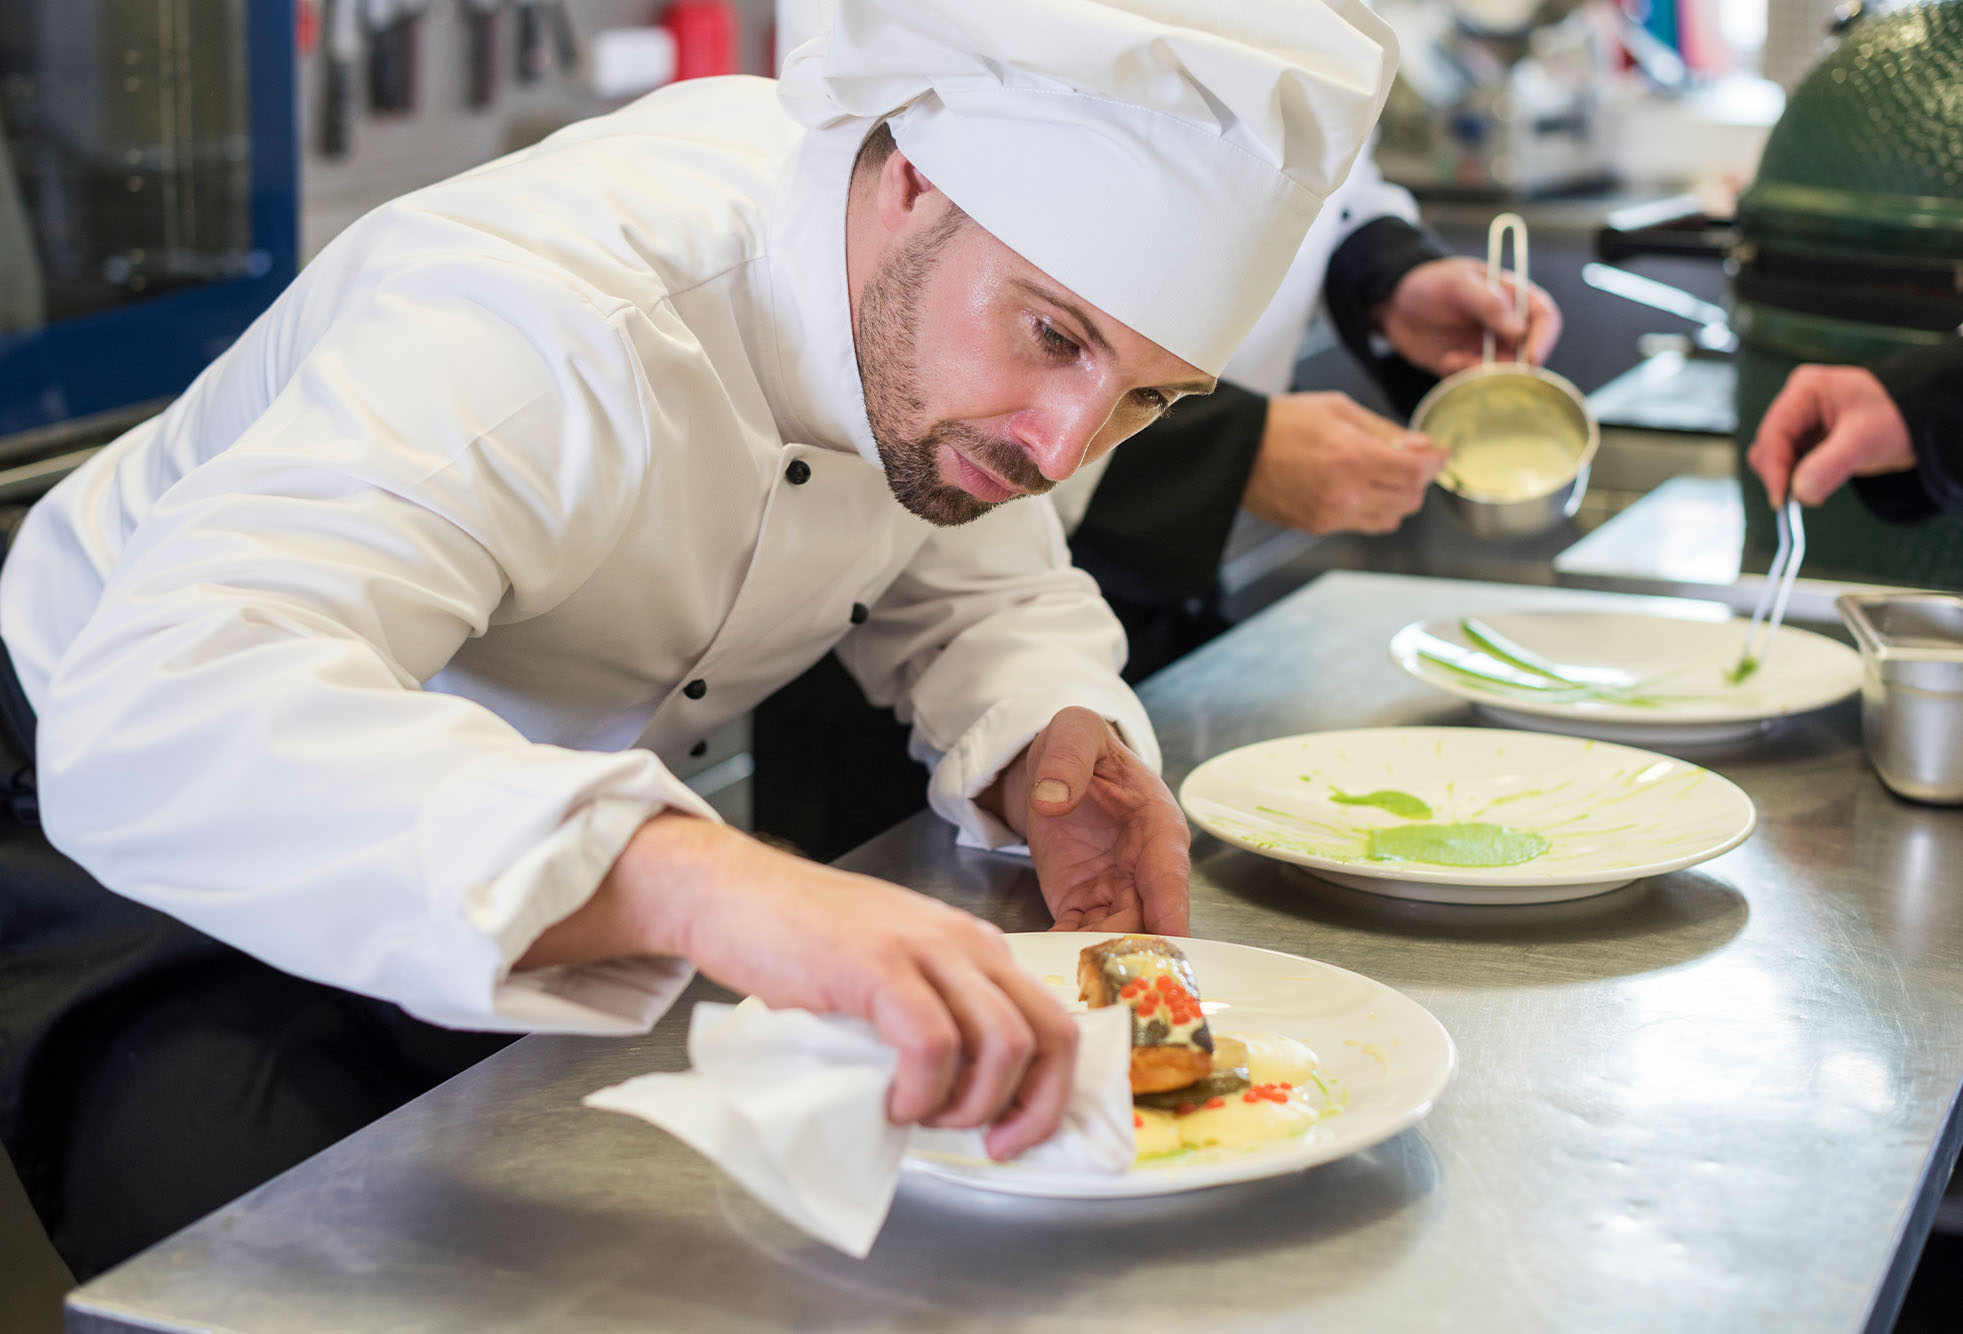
[1077,934,1215,1093]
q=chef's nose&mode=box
[1012,392,1115,482]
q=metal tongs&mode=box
[1731,497,1806,684]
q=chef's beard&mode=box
[855,211,1052,527]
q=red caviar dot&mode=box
[1242,1091,1258,1103]
[1279,1082,1293,1091]
[1133,1113,1144,1128]
[1155,976,1175,993]
[1205,1096,1225,1109]
[1176,1102,1196,1116]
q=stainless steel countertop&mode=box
[68,571,1963,1334]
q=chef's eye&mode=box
[1036,321,1081,360]
[1132,387,1171,411]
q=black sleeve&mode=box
[1069,380,1269,607]
[1850,340,1963,523]
[1322,215,1452,419]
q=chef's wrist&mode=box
[517,809,726,968]
[977,745,1035,839]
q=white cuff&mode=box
[411,771,720,1034]
[466,792,706,965]
[925,686,1159,851]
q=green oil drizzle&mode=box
[1330,787,1433,820]
[1419,649,1702,708]
[1426,617,1746,705]
[1367,822,1551,867]
[1461,617,1581,684]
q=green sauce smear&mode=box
[1725,655,1759,685]
[1367,822,1550,867]
[1330,788,1433,820]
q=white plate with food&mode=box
[1389,608,1861,744]
[1179,726,1755,904]
[903,933,1454,1199]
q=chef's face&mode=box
[851,152,1214,528]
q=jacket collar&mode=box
[757,122,883,469]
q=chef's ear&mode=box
[875,147,942,231]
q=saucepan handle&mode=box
[1484,212,1530,368]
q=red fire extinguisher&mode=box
[659,1,739,82]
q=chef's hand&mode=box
[982,706,1191,938]
[1376,256,1562,376]
[1243,392,1450,535]
[1747,363,1915,506]
[520,813,1079,1161]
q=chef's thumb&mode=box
[1478,280,1528,341]
[1028,708,1105,815]
[1790,436,1858,507]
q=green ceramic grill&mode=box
[1733,0,1963,588]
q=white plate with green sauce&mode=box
[1179,727,1756,904]
[904,933,1454,1198]
[1389,608,1861,744]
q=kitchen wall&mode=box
[298,0,777,258]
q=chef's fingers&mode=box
[1522,283,1563,365]
[1748,366,1833,506]
[1322,400,1445,488]
[870,967,966,1125]
[1466,275,1530,347]
[978,963,1082,1160]
[1371,434,1451,492]
[1321,392,1401,436]
[1452,274,1558,364]
[1790,403,1917,504]
[1326,395,1419,450]
[917,944,1041,1131]
[1136,836,1192,937]
[1050,898,1145,933]
[1024,706,1111,817]
[1049,903,1090,931]
[1124,775,1192,938]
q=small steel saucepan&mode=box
[1411,213,1599,541]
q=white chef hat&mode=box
[777,0,1397,377]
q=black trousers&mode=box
[0,643,513,1281]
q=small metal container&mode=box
[1412,362,1598,539]
[1837,591,1963,804]
[1412,212,1599,541]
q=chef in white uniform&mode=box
[0,0,1393,1277]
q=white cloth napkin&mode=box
[584,997,1134,1257]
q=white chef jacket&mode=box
[0,76,1155,1035]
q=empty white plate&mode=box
[1179,727,1756,904]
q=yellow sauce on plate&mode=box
[1134,1032,1337,1164]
